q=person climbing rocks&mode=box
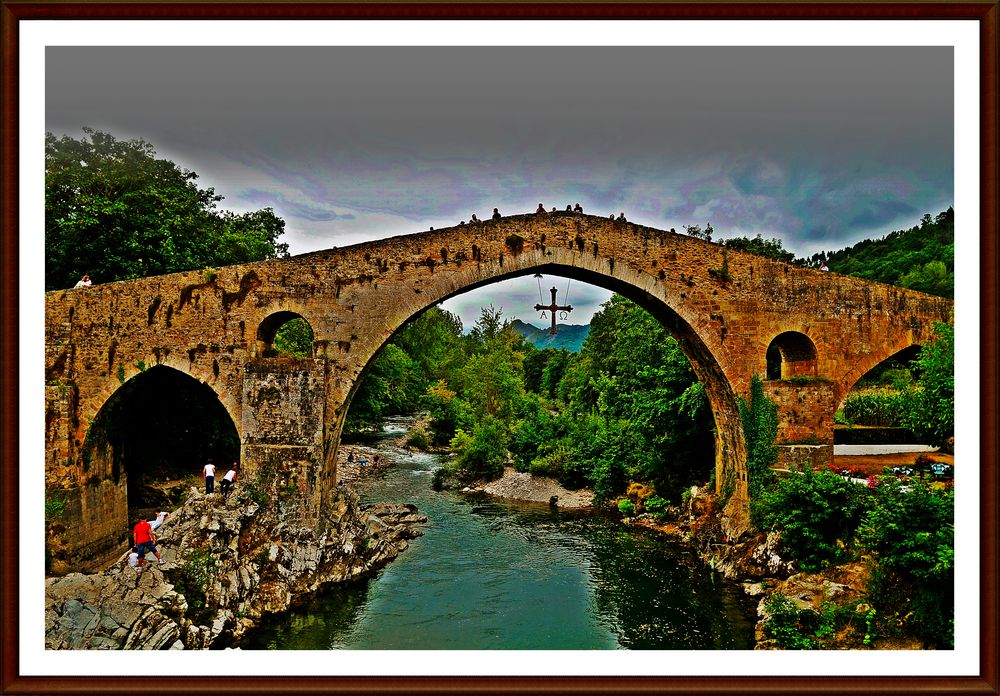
[203,458,216,495]
[132,516,164,572]
[149,510,168,532]
[220,464,237,500]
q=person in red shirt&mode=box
[132,517,164,572]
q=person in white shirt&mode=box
[74,275,92,288]
[203,459,216,494]
[220,464,237,500]
[149,510,168,531]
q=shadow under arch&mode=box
[332,262,748,527]
[85,365,240,520]
[765,331,819,380]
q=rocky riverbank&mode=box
[44,484,426,649]
[475,467,594,508]
[622,484,922,650]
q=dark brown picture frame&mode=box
[2,2,997,694]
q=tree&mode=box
[903,321,954,447]
[46,129,288,290]
[683,222,714,242]
[345,344,422,431]
[273,318,314,358]
[721,234,795,262]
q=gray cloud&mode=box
[45,44,954,310]
[239,189,355,222]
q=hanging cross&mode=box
[535,286,573,335]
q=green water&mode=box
[243,425,756,650]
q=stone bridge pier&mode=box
[44,212,953,571]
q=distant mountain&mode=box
[510,319,590,352]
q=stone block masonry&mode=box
[44,212,953,569]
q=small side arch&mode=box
[766,331,818,380]
[257,311,315,358]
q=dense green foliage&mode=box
[345,307,465,434]
[756,467,868,570]
[841,389,911,427]
[902,322,954,447]
[802,208,954,298]
[273,318,315,358]
[348,295,713,499]
[754,466,955,648]
[858,479,954,648]
[721,234,795,262]
[46,129,288,290]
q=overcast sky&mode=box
[46,46,953,330]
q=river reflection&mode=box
[243,433,756,650]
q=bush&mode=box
[903,321,954,447]
[858,478,954,648]
[644,495,669,515]
[762,594,817,649]
[450,417,507,482]
[754,465,870,571]
[617,499,636,517]
[172,547,218,624]
[405,428,431,450]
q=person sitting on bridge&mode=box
[471,213,480,224]
[492,207,502,220]
[565,204,572,211]
[132,516,164,572]
[220,464,237,500]
[74,275,91,289]
[536,203,547,214]
[617,212,627,223]
[574,203,583,213]
[551,206,557,213]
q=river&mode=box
[243,419,758,650]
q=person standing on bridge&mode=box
[203,458,216,495]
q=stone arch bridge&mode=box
[45,212,953,569]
